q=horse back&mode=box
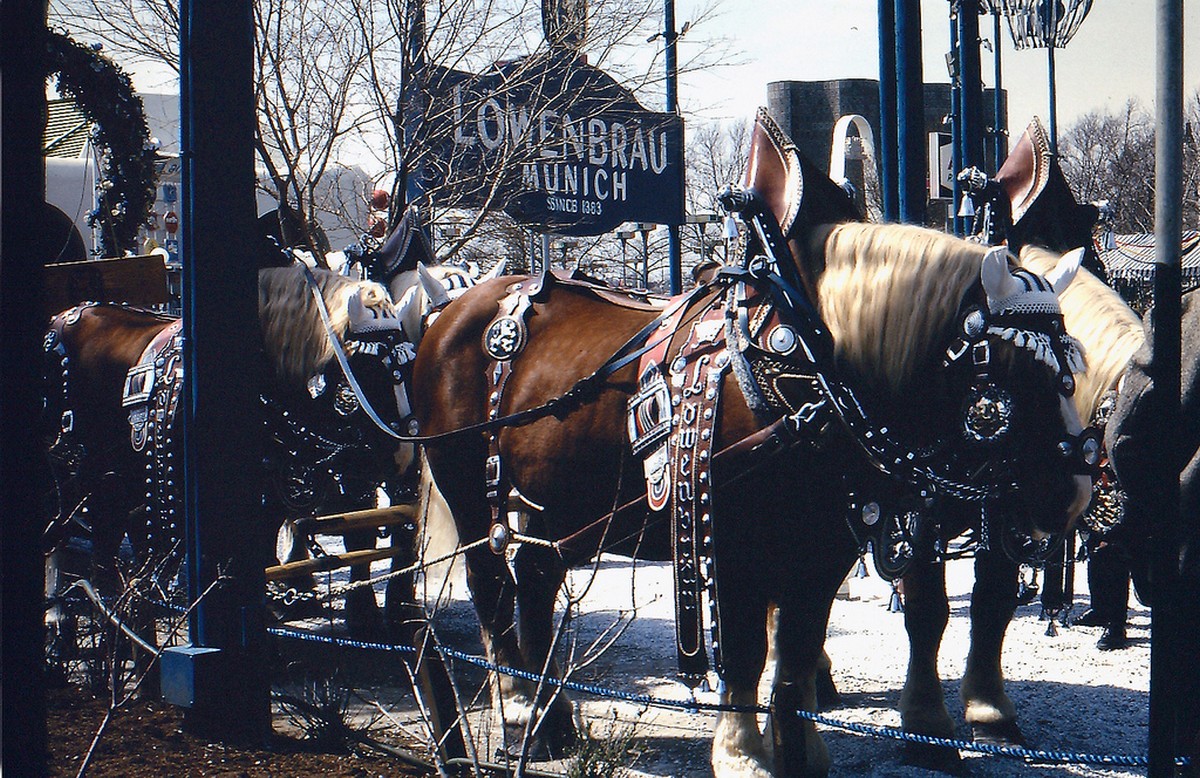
[413,276,668,529]
[47,304,175,444]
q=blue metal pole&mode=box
[1149,1,1185,772]
[878,0,899,221]
[950,11,963,235]
[894,0,925,224]
[665,0,683,294]
[401,0,427,209]
[1,3,50,773]
[1047,42,1058,155]
[177,0,269,742]
[991,10,1007,169]
[956,1,984,233]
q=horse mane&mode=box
[1019,246,1146,420]
[816,221,989,390]
[258,264,395,384]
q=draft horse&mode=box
[43,263,413,679]
[413,110,1093,776]
[888,117,1145,760]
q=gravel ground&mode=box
[51,533,1151,776]
[392,548,1152,777]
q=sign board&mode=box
[44,255,170,317]
[416,56,685,236]
[928,131,954,200]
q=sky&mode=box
[111,0,1198,162]
[677,0,1200,145]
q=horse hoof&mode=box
[972,720,1026,747]
[1097,625,1129,650]
[902,742,967,775]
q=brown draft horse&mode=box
[43,264,413,679]
[413,111,1093,774]
[886,117,1145,761]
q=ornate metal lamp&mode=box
[992,0,1095,152]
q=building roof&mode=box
[44,98,91,159]
[1100,231,1200,282]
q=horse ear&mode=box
[1045,247,1084,295]
[478,259,506,283]
[980,246,1020,305]
[417,262,452,309]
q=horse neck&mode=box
[1018,253,1146,422]
[815,222,983,394]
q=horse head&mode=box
[816,224,1095,566]
[959,245,1096,550]
[259,266,412,510]
[986,117,1107,279]
[737,107,863,297]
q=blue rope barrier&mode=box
[267,625,1191,767]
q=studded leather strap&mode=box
[666,305,731,682]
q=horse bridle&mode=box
[300,263,412,441]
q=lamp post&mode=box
[616,229,635,285]
[648,1,686,294]
[633,222,656,288]
[686,211,721,267]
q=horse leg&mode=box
[898,562,957,744]
[769,593,843,777]
[342,526,382,637]
[711,595,773,778]
[767,607,839,710]
[961,550,1023,745]
[44,546,77,685]
[511,542,575,756]
[383,513,420,641]
[461,541,530,729]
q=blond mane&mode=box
[816,222,989,390]
[258,264,395,384]
[1019,246,1146,420]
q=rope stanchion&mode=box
[267,624,1192,769]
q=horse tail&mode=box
[415,449,464,606]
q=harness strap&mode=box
[404,281,719,446]
[484,359,516,543]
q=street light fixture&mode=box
[631,223,656,289]
[991,0,1095,152]
[686,211,721,266]
[615,230,636,286]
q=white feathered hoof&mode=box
[711,709,774,778]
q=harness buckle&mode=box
[485,454,502,490]
[60,410,74,435]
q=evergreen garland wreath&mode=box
[46,30,157,258]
